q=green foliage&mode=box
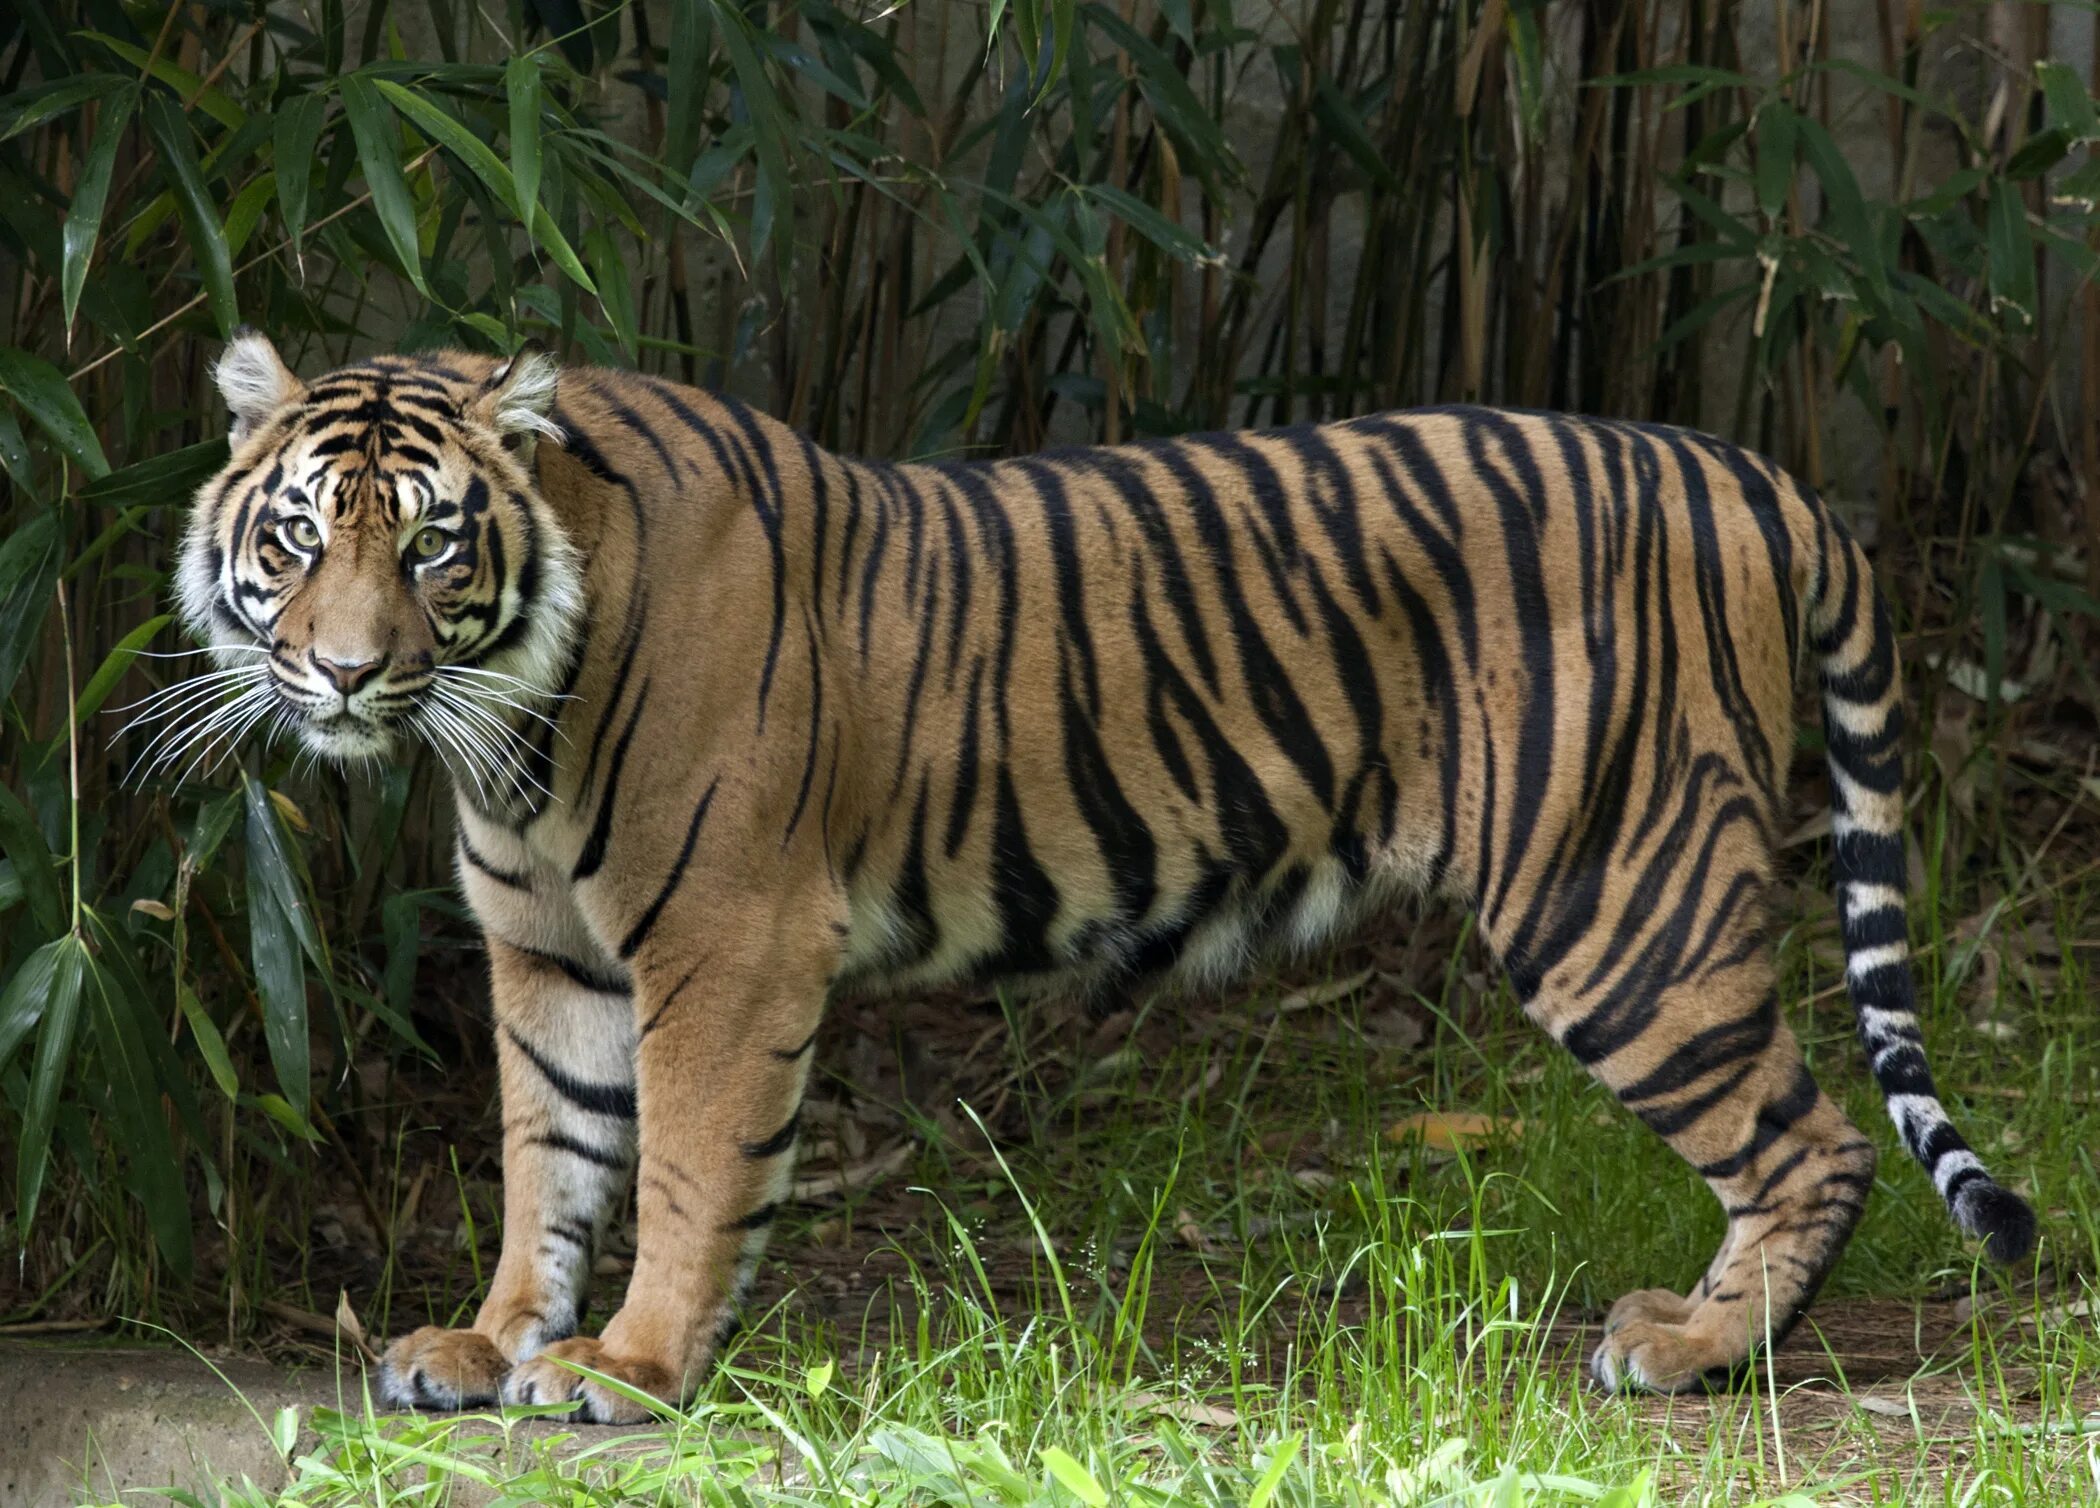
[0,0,2095,1328]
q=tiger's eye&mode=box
[411,526,449,560]
[286,517,321,549]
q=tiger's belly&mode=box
[831,808,1441,1004]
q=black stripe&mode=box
[546,1219,594,1250]
[504,1027,637,1118]
[782,609,824,845]
[640,967,698,1037]
[977,765,1061,975]
[619,779,717,959]
[726,1201,780,1232]
[509,942,630,997]
[573,679,652,881]
[459,833,529,889]
[944,658,986,858]
[741,1108,801,1160]
[531,1131,629,1171]
[772,1028,819,1062]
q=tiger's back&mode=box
[177,339,2029,1423]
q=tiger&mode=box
[172,328,2033,1423]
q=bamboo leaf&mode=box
[142,93,240,338]
[81,920,193,1277]
[1796,113,1887,301]
[245,776,310,1119]
[1986,177,2036,326]
[665,0,712,184]
[15,934,86,1243]
[712,1,795,276]
[2005,128,2070,182]
[0,783,62,938]
[1084,183,1219,265]
[1754,101,1796,222]
[274,94,330,263]
[372,80,597,294]
[0,508,60,709]
[339,73,430,297]
[79,439,229,510]
[506,54,543,233]
[223,170,278,257]
[0,347,109,478]
[2037,59,2099,143]
[0,409,30,491]
[1311,76,1400,193]
[0,936,69,1071]
[0,73,128,140]
[61,86,135,340]
[78,34,246,129]
[179,985,240,1100]
[584,226,638,358]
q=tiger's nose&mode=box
[313,653,385,695]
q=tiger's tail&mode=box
[1809,516,2036,1264]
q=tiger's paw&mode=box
[1589,1317,1726,1394]
[377,1326,510,1411]
[1602,1286,1697,1334]
[500,1336,682,1424]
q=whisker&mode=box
[436,697,532,804]
[441,683,543,761]
[167,689,278,788]
[439,675,568,736]
[426,700,510,795]
[110,664,266,719]
[415,704,485,803]
[439,663,575,697]
[429,686,549,801]
[126,683,273,785]
[120,645,272,659]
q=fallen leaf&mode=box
[790,1139,913,1202]
[1175,1208,1217,1255]
[1384,1111,1522,1151]
[1275,968,1374,1013]
[2020,1299,2095,1329]
[1854,1394,1911,1418]
[1180,1057,1223,1103]
[1128,1390,1238,1427]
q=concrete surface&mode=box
[0,1339,766,1507]
[0,1339,340,1507]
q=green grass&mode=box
[68,869,2100,1507]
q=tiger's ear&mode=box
[477,343,564,447]
[213,327,303,445]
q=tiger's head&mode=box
[174,332,584,774]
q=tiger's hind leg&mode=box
[1518,937,1878,1393]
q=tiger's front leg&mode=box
[379,936,638,1409]
[500,919,832,1423]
